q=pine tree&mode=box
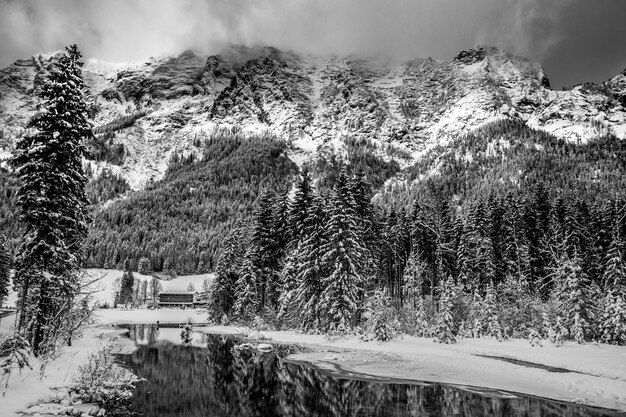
[402,250,425,308]
[551,251,589,343]
[138,257,151,275]
[319,171,369,334]
[132,278,140,307]
[120,259,134,308]
[277,251,298,324]
[233,252,259,321]
[0,239,11,307]
[348,170,375,249]
[207,224,247,320]
[287,170,314,248]
[435,276,456,344]
[599,291,626,345]
[12,45,92,354]
[502,196,531,286]
[140,280,148,305]
[484,282,504,341]
[292,196,327,333]
[602,225,625,291]
[249,192,282,311]
[149,276,163,306]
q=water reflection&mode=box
[118,324,623,417]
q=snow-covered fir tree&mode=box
[287,170,314,248]
[319,170,369,334]
[348,170,375,250]
[484,281,504,341]
[600,291,626,345]
[277,251,298,325]
[292,196,327,333]
[233,251,259,321]
[207,224,247,320]
[149,276,162,306]
[364,289,397,342]
[12,45,92,354]
[402,250,425,308]
[249,192,283,310]
[138,257,151,275]
[120,259,134,308]
[602,225,625,290]
[552,251,590,343]
[435,276,456,343]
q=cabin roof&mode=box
[159,291,197,295]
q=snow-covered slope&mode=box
[1,45,624,190]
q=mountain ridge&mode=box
[1,44,625,191]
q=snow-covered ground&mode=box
[0,324,135,417]
[93,307,208,325]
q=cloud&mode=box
[0,0,622,86]
[475,0,573,60]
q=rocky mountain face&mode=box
[1,45,625,190]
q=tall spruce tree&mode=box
[552,251,590,343]
[233,251,259,321]
[207,224,248,320]
[249,192,282,311]
[12,45,92,354]
[120,259,134,308]
[319,170,369,333]
[287,170,314,248]
[603,225,625,291]
[292,196,328,332]
[435,276,456,344]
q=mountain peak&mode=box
[453,45,503,64]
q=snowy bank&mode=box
[93,307,209,325]
[0,326,135,417]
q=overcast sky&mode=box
[0,0,624,89]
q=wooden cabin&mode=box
[158,291,197,307]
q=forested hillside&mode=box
[83,128,298,274]
[397,120,626,206]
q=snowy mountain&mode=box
[1,45,625,190]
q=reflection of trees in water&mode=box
[119,333,615,417]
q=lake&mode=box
[118,324,625,417]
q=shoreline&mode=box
[98,308,626,412]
